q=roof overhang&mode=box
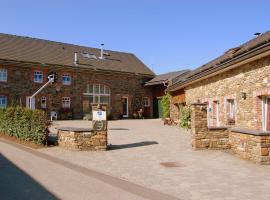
[168,42,270,92]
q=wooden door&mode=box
[158,99,163,118]
[122,97,128,117]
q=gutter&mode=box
[168,41,270,91]
[0,58,154,78]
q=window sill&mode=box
[230,128,270,136]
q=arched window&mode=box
[83,84,111,115]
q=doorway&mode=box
[26,96,35,109]
[158,98,163,118]
[122,97,128,118]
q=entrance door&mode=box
[158,98,163,118]
[26,96,35,109]
[122,97,128,118]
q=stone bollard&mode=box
[92,104,108,150]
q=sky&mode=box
[0,0,270,74]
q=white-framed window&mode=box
[143,97,150,107]
[34,71,43,83]
[0,95,7,108]
[262,96,269,131]
[227,99,236,120]
[84,84,110,105]
[0,68,7,82]
[62,74,71,85]
[62,97,71,108]
[41,96,46,109]
[213,100,220,126]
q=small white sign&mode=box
[93,111,106,121]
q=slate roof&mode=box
[169,30,270,90]
[145,70,190,86]
[0,33,155,76]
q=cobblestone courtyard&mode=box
[44,119,270,200]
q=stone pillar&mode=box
[190,103,208,149]
[92,105,108,150]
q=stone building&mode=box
[168,31,270,164]
[168,31,270,131]
[0,33,154,119]
[145,70,189,118]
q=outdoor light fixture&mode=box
[241,92,247,100]
[55,84,61,92]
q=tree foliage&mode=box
[179,105,191,128]
[161,93,171,119]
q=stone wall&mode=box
[191,103,270,164]
[58,128,107,151]
[229,130,270,164]
[0,64,153,119]
[185,56,270,130]
[191,104,229,150]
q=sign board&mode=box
[93,110,106,121]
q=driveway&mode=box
[43,119,270,200]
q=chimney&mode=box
[74,52,78,65]
[99,44,104,59]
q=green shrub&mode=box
[179,105,191,128]
[0,106,48,144]
[161,93,171,119]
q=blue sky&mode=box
[0,0,270,74]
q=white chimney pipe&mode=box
[100,44,104,59]
[74,52,78,65]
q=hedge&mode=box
[0,107,48,144]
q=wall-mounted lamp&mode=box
[241,92,247,100]
[55,84,61,92]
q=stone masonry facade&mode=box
[191,104,229,150]
[186,56,270,130]
[191,103,270,164]
[0,63,153,119]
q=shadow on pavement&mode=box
[0,153,58,200]
[108,141,158,150]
